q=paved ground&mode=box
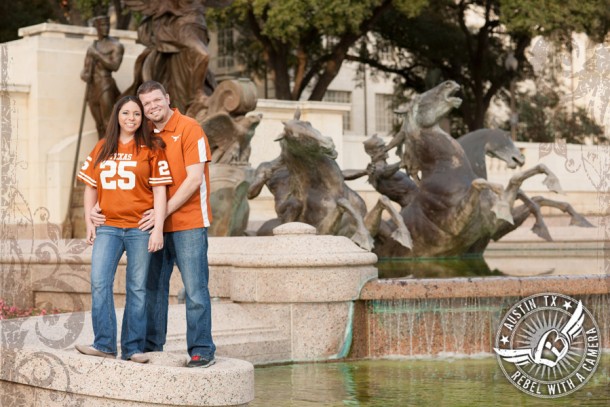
[491,215,607,243]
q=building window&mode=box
[324,90,352,132]
[217,28,234,69]
[375,93,396,133]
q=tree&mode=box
[355,0,610,132]
[72,0,132,29]
[0,1,62,43]
[357,0,532,131]
[509,38,606,144]
[208,0,428,101]
[0,0,134,41]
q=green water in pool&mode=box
[251,355,610,406]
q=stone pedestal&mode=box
[0,308,254,406]
[0,348,252,406]
[225,222,378,361]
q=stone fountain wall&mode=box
[351,276,610,358]
[2,224,608,364]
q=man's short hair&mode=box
[137,80,168,97]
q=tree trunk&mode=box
[308,57,343,101]
[270,46,294,100]
[112,0,131,30]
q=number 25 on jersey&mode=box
[99,160,170,190]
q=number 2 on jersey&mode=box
[158,160,170,176]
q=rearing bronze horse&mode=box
[375,81,506,257]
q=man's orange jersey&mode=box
[154,109,212,232]
[78,138,173,228]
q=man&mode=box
[91,80,215,367]
[81,15,124,140]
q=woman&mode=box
[76,95,172,363]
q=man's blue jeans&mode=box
[145,228,215,359]
[90,226,151,359]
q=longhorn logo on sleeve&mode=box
[494,293,600,398]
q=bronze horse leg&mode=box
[335,198,374,251]
[531,196,594,227]
[501,163,562,207]
[492,191,552,241]
[364,195,412,249]
[492,191,593,242]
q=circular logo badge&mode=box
[494,293,601,398]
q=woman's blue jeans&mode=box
[144,228,215,359]
[90,226,151,359]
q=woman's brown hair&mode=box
[94,95,165,167]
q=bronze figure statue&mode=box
[123,0,232,115]
[81,16,124,140]
[343,134,418,209]
[374,81,507,257]
[200,79,261,237]
[200,79,261,164]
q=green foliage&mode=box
[393,0,430,17]
[73,0,110,21]
[245,0,385,40]
[0,0,59,43]
[208,0,429,100]
[502,0,610,42]
[511,89,606,144]
[71,0,132,28]
[211,0,393,50]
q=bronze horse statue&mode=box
[248,110,412,251]
[457,129,525,179]
[375,82,592,257]
[457,129,593,251]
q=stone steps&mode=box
[1,298,291,366]
[162,301,292,365]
